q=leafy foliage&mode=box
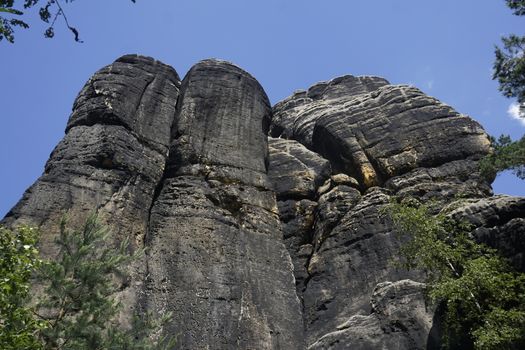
[0,1,28,43]
[479,135,525,181]
[0,0,136,43]
[484,2,525,180]
[505,0,525,16]
[387,199,525,350]
[494,35,525,114]
[0,225,45,350]
[493,1,525,117]
[36,213,176,350]
[0,214,176,350]
[38,214,131,348]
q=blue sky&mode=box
[1,0,524,217]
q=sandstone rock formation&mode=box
[4,55,180,249]
[143,60,303,349]
[3,54,523,349]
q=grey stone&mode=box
[3,54,180,252]
[385,159,492,202]
[313,185,362,248]
[267,136,331,297]
[268,137,331,200]
[303,188,420,345]
[308,280,435,350]
[330,173,360,189]
[310,85,490,188]
[169,59,271,181]
[276,199,317,295]
[3,56,524,350]
[450,195,525,271]
[143,59,304,349]
[317,178,332,196]
[2,54,181,328]
[270,75,389,148]
[68,54,180,154]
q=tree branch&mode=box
[54,0,82,42]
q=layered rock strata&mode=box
[267,74,495,348]
[3,55,523,349]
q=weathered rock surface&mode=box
[270,75,389,149]
[3,56,524,349]
[385,159,492,202]
[2,54,182,327]
[450,195,525,271]
[268,137,331,199]
[268,75,505,349]
[314,86,490,188]
[272,79,490,189]
[168,59,272,183]
[303,188,420,345]
[308,280,436,350]
[143,60,304,349]
[3,54,180,252]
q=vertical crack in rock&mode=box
[267,137,331,299]
[143,59,304,349]
[133,75,155,120]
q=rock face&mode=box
[3,55,524,349]
[450,195,525,272]
[3,54,181,252]
[272,80,490,189]
[308,280,437,350]
[143,60,303,349]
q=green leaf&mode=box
[386,199,525,348]
[0,8,23,15]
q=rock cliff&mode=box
[3,55,524,349]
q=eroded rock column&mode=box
[144,60,304,349]
[3,55,180,249]
[2,54,182,325]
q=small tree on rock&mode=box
[387,199,525,350]
[0,213,176,350]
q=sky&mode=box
[1,0,524,218]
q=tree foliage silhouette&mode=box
[493,0,525,118]
[0,0,135,43]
